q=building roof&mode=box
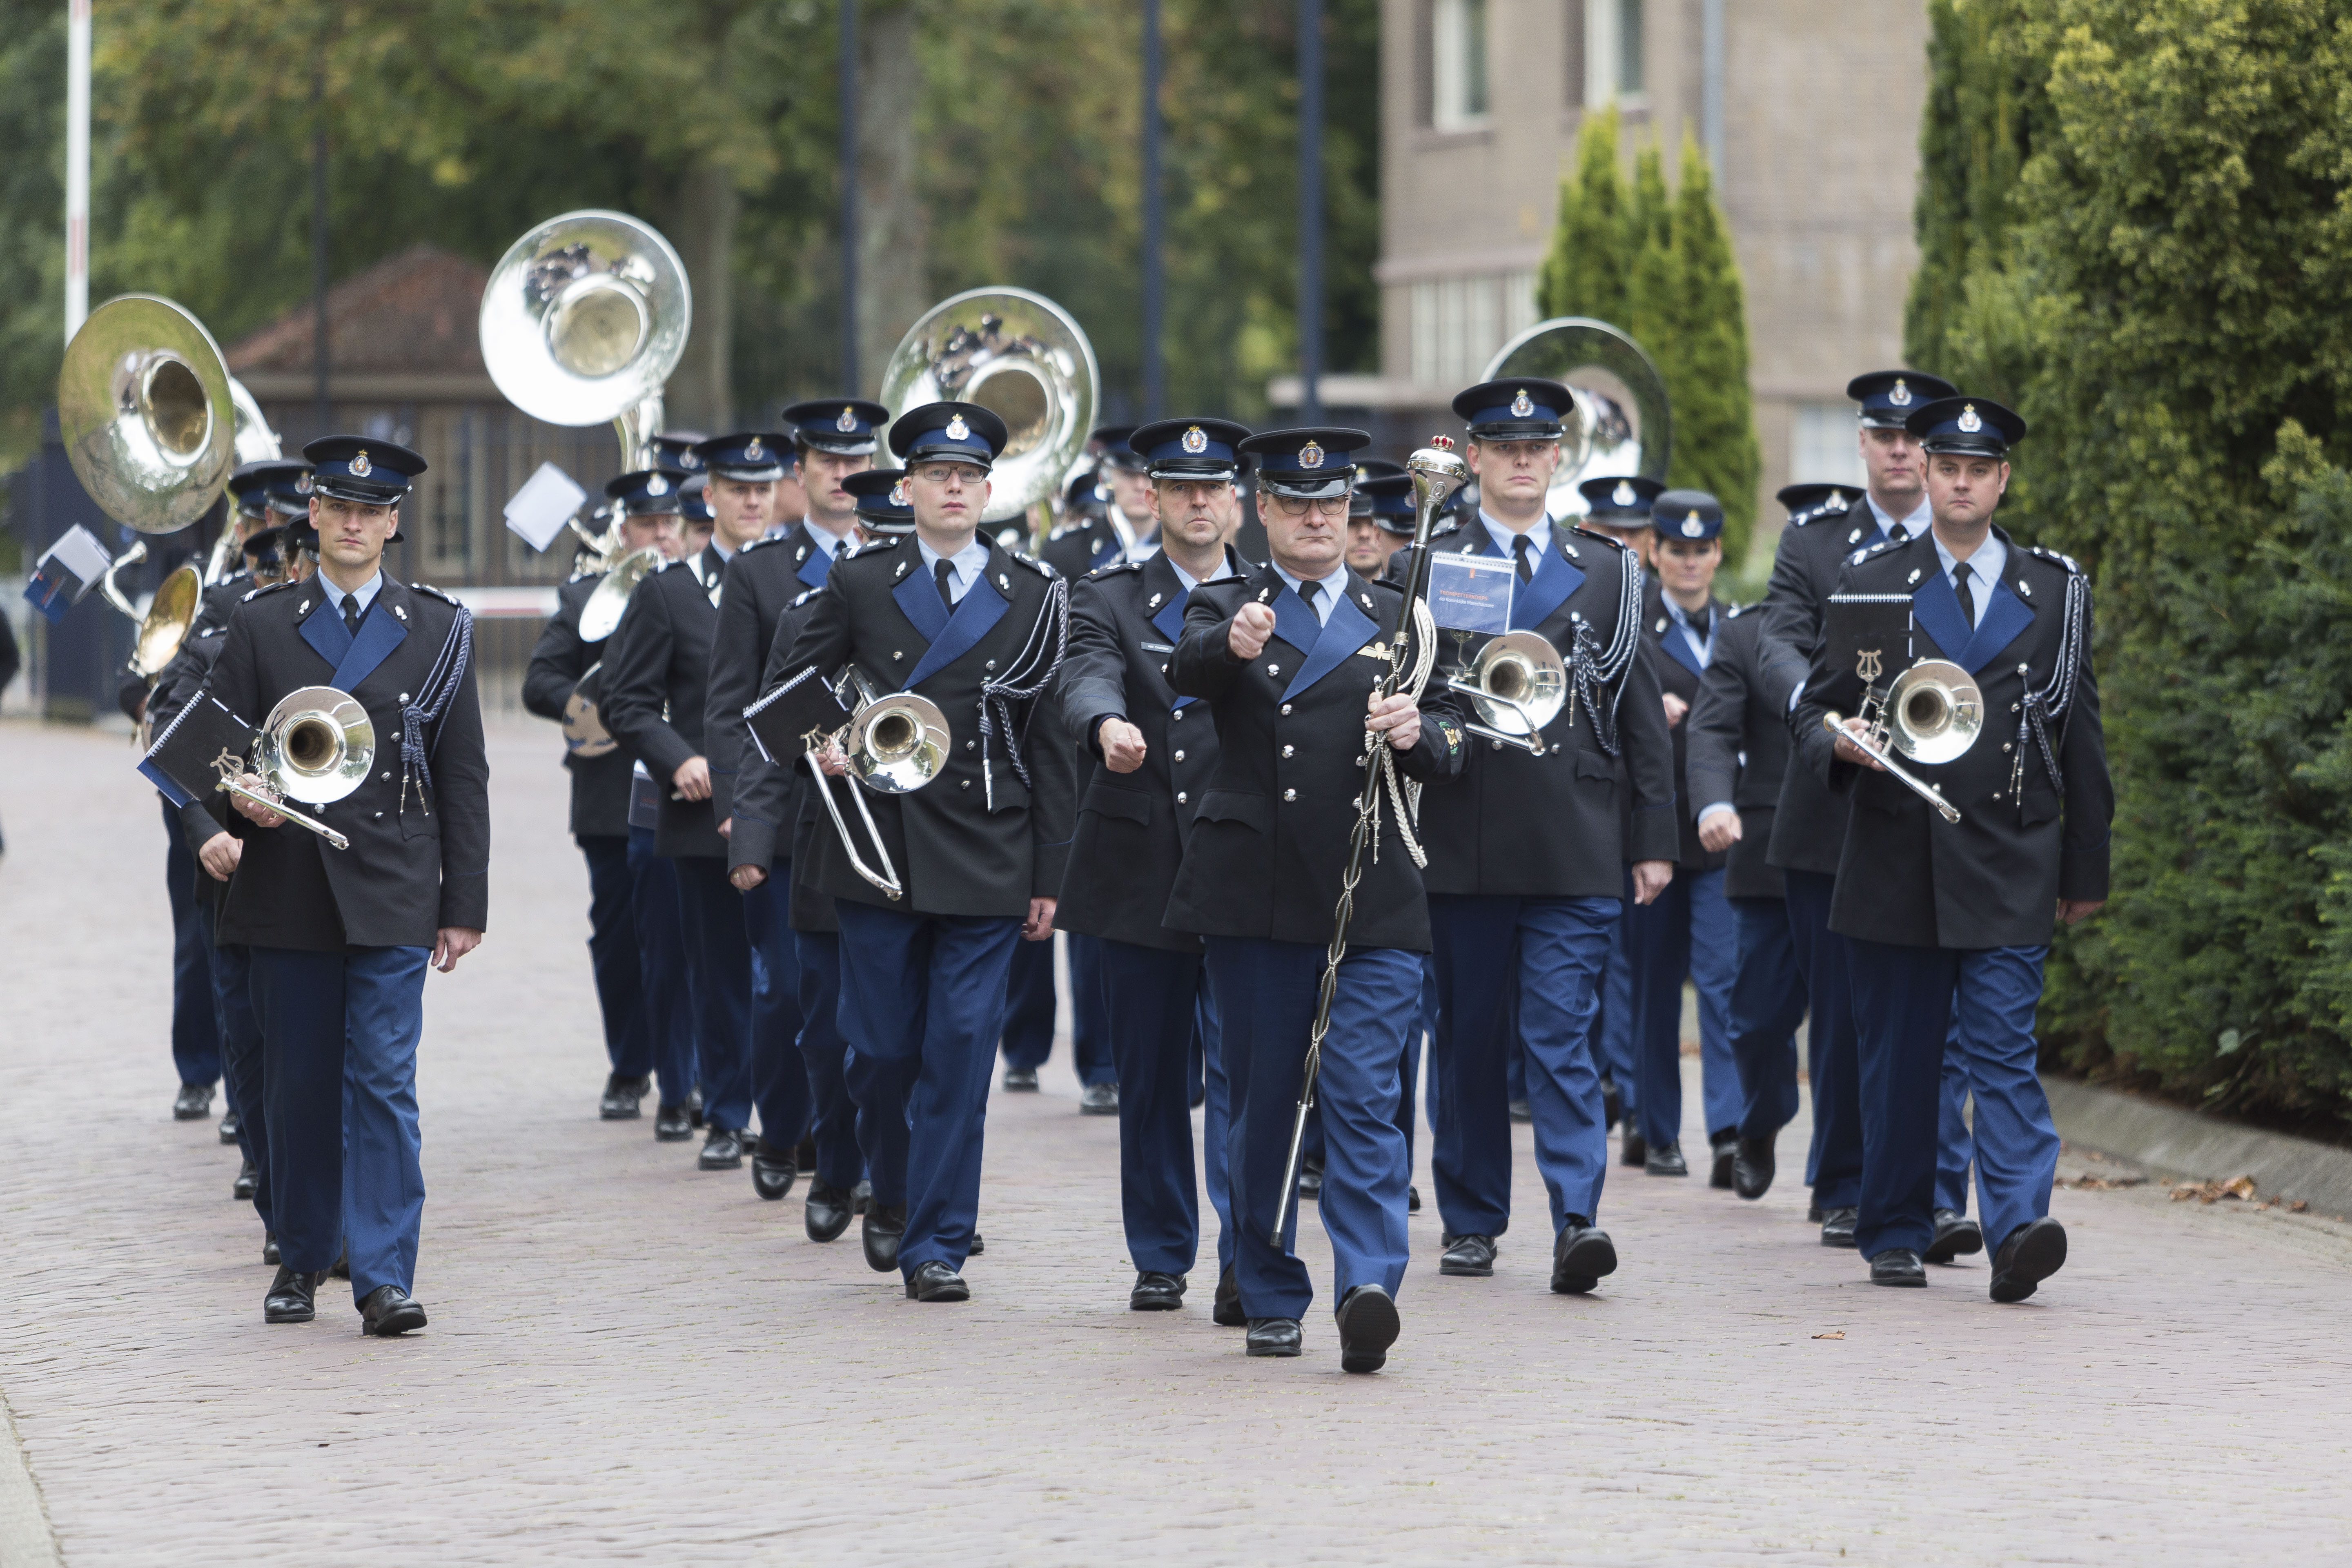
[226,245,488,376]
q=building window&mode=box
[1433,0,1490,131]
[1411,271,1537,388]
[1790,403,1870,492]
[1584,0,1644,107]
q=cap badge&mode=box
[1958,403,1983,433]
[1682,512,1704,538]
[837,405,858,433]
[746,436,765,460]
[1298,441,1325,470]
[945,413,971,441]
[1889,378,1913,407]
[1510,388,1535,418]
[295,473,313,495]
[1182,425,1208,454]
[682,448,702,469]
[647,473,669,497]
[1612,480,1637,507]
[349,449,372,478]
[889,478,909,506]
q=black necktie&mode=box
[1953,561,1976,626]
[342,593,363,635]
[1298,577,1320,618]
[1513,534,1536,583]
[934,558,957,610]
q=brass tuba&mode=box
[1481,317,1673,521]
[880,287,1098,525]
[95,541,203,681]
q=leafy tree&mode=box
[1537,105,1627,325]
[1657,130,1758,566]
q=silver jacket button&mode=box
[1173,709,1185,721]
[1267,663,1280,676]
[1280,703,1292,716]
[1283,788,1297,802]
[1176,791,1188,804]
[1281,744,1294,758]
[1173,749,1185,762]
[961,779,971,789]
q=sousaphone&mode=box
[1481,317,1673,520]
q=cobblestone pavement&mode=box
[3,715,2350,1566]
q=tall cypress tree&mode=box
[1537,106,1628,324]
[1660,129,1760,566]
[1624,136,1675,365]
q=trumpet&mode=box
[1822,657,1982,826]
[208,684,375,851]
[1443,630,1568,755]
[804,670,951,901]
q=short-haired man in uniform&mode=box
[1796,395,2108,1299]
[1167,426,1466,1372]
[522,466,685,1124]
[706,400,889,1200]
[1058,416,1252,1314]
[1043,425,1156,579]
[780,403,1074,1302]
[203,436,488,1334]
[604,432,789,1173]
[1760,370,1964,1245]
[1409,384,1677,1293]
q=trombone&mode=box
[1822,657,1982,825]
[803,669,951,902]
[208,684,375,851]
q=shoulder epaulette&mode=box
[1428,518,1463,539]
[1850,539,1901,566]
[740,534,777,554]
[653,556,688,573]
[1087,559,1145,580]
[241,579,298,604]
[408,582,461,606]
[1045,523,1079,543]
[1724,601,1751,619]
[2027,544,2083,575]
[1570,525,1628,552]
[1012,549,1055,579]
[789,586,821,608]
[847,536,902,559]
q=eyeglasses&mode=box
[1266,493,1350,519]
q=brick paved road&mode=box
[3,715,2350,1565]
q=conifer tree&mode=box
[1659,130,1759,566]
[1537,106,1628,324]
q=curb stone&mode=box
[2047,1076,2352,1220]
[0,1383,61,1568]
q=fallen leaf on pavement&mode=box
[2170,1175,2259,1204]
[1812,1331,1845,1340]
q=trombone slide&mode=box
[215,774,352,850]
[807,746,905,900]
[1822,713,1962,824]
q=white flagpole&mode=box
[64,0,91,345]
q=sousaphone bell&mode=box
[1481,317,1673,520]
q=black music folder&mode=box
[1823,593,1913,690]
[138,693,255,809]
[745,665,850,766]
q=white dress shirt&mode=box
[1271,561,1341,625]
[1932,532,2007,632]
[916,533,991,603]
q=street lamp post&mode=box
[1140,0,1165,421]
[840,0,860,394]
[1296,0,1323,423]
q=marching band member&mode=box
[1628,491,1742,1181]
[522,468,684,1124]
[706,400,889,1200]
[604,433,790,1173]
[1167,426,1465,1372]
[1410,383,1676,1295]
[1795,394,2107,1299]
[778,403,1074,1301]
[1056,416,1252,1315]
[205,437,488,1335]
[1043,425,1156,578]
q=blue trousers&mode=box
[1784,869,1863,1204]
[793,929,864,1190]
[1431,895,1619,1237]
[1938,1020,1976,1214]
[197,900,270,1230]
[673,857,754,1131]
[999,933,1117,1083]
[1847,941,2058,1259]
[1198,981,1235,1272]
[628,826,698,1107]
[1727,894,1807,1140]
[1630,865,1741,1149]
[1099,940,1225,1276]
[743,866,810,1147]
[1410,958,1439,1146]
[577,835,650,1080]
[835,902,1022,1277]
[1205,936,1416,1321]
[163,798,222,1087]
[1595,871,1638,1115]
[249,944,430,1301]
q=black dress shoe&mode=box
[1002,1066,1040,1091]
[1408,1184,1421,1214]
[1245,1317,1302,1357]
[1732,1137,1776,1200]
[359,1284,429,1335]
[1550,1220,1618,1294]
[1297,1158,1323,1202]
[1924,1208,1985,1265]
[794,1134,818,1174]
[1869,1247,1928,1287]
[174,1082,214,1121]
[687,1087,705,1127]
[1989,1216,2067,1303]
[1708,1129,1739,1189]
[1080,1081,1120,1115]
[653,1102,695,1142]
[1334,1285,1399,1373]
[1619,1125,1647,1167]
[218,1110,241,1145]
[263,1265,323,1323]
[233,1158,257,1201]
[330,1245,350,1281]
[1439,1233,1497,1277]
[262,1232,279,1266]
[1131,1271,1187,1310]
[699,1127,746,1170]
[1601,1076,1623,1132]
[599,1073,646,1120]
[749,1138,797,1200]
[804,1180,854,1243]
[906,1261,969,1302]
[851,1178,872,1215]
[1213,1265,1246,1327]
[862,1203,906,1273]
[969,1232,985,1256]
[1819,1206,1859,1247]
[1645,1141,1689,1177]
[1508,1098,1533,1124]
[1807,1201,1824,1223]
